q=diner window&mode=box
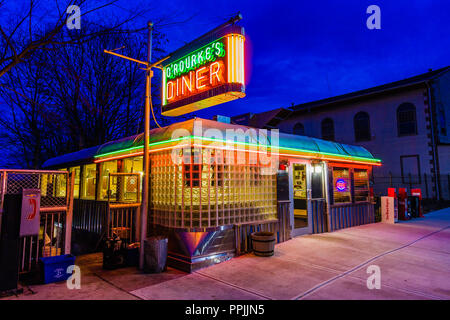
[293,123,305,135]
[321,118,335,141]
[354,112,371,141]
[81,163,97,200]
[123,157,143,202]
[124,156,143,173]
[41,173,66,198]
[69,166,81,198]
[183,148,201,187]
[397,103,417,136]
[54,170,67,197]
[332,167,351,203]
[354,169,369,202]
[99,160,118,200]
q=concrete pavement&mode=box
[4,207,450,300]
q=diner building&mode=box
[43,118,382,271]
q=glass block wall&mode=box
[150,148,277,229]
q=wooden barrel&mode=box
[251,232,275,257]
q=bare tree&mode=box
[47,25,148,147]
[0,46,55,168]
[0,0,150,79]
[0,1,197,168]
[0,21,168,168]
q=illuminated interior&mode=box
[292,164,307,228]
[43,118,381,235]
[332,167,351,203]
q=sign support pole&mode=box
[139,21,153,271]
[104,22,170,271]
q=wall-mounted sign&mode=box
[161,25,246,116]
[20,189,41,237]
[335,178,347,192]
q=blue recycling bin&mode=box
[39,254,76,284]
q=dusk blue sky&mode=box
[140,0,450,119]
[2,0,450,120]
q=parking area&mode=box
[4,207,450,300]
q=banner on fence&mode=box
[381,196,397,224]
[20,189,41,237]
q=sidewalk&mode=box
[4,207,450,300]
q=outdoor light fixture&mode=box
[313,164,323,174]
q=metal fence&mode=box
[328,202,375,232]
[310,199,327,234]
[71,173,141,251]
[372,174,450,200]
[107,172,141,203]
[0,169,73,273]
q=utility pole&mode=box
[104,21,170,271]
[140,21,152,271]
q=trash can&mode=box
[144,236,168,273]
[251,232,276,257]
[39,254,76,284]
[125,243,140,267]
[103,237,126,270]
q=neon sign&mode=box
[165,41,226,79]
[336,178,347,192]
[161,26,246,116]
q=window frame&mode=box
[397,103,418,137]
[353,168,370,202]
[80,163,97,200]
[400,154,421,184]
[331,166,352,204]
[69,166,81,199]
[293,122,305,135]
[99,160,118,200]
[321,118,335,141]
[354,111,371,142]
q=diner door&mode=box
[290,163,309,236]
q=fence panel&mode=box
[107,172,141,203]
[329,202,374,232]
[107,203,140,243]
[310,199,327,234]
[372,174,450,200]
[277,200,291,242]
[0,169,72,274]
